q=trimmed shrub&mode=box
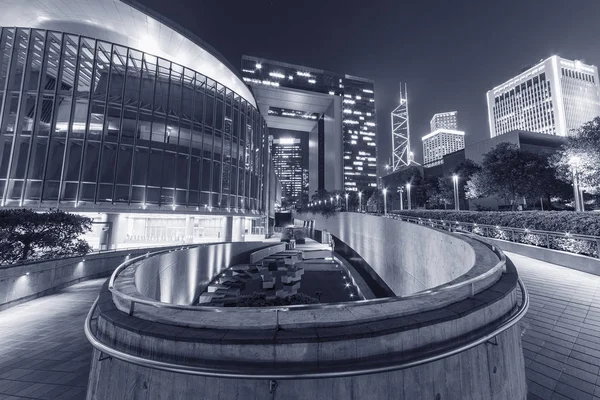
[392,210,600,258]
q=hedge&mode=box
[391,210,600,258]
[391,210,600,236]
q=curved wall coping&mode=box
[109,230,507,330]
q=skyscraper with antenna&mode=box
[391,83,410,170]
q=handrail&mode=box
[388,213,600,258]
[84,278,529,379]
[107,232,507,313]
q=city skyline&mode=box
[136,0,600,172]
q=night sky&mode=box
[138,0,600,174]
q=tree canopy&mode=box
[0,209,92,264]
[554,116,600,194]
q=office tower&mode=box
[269,134,308,206]
[487,56,600,137]
[430,111,458,131]
[241,56,377,193]
[391,83,410,170]
[422,129,465,167]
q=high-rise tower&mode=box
[391,83,410,170]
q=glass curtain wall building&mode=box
[0,0,272,248]
[487,56,600,137]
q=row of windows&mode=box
[0,28,268,211]
[561,68,596,83]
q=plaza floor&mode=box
[0,253,600,399]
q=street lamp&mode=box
[406,183,411,210]
[398,187,404,211]
[452,174,460,211]
[358,191,363,212]
[336,194,339,206]
[345,193,349,211]
[383,188,388,216]
[569,156,585,212]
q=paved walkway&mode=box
[1,254,600,399]
[508,252,600,400]
[0,279,104,400]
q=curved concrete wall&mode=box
[133,242,278,305]
[298,213,477,296]
[86,216,527,399]
[0,245,184,311]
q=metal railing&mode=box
[387,213,600,259]
[84,232,529,378]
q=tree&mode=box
[423,176,453,209]
[465,171,493,200]
[554,117,600,195]
[0,209,92,264]
[452,159,482,203]
[367,189,384,212]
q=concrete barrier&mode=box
[486,237,600,276]
[86,215,528,399]
[0,245,185,311]
[297,213,477,296]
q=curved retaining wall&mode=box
[132,242,280,305]
[86,217,527,400]
[298,213,477,296]
[0,245,185,311]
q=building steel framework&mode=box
[391,83,410,170]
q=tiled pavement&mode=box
[1,254,600,399]
[0,279,104,400]
[508,252,600,400]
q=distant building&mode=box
[269,134,308,206]
[430,111,458,131]
[241,56,377,193]
[422,129,465,167]
[487,56,600,138]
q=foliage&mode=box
[307,190,340,217]
[452,159,482,199]
[391,210,600,236]
[367,189,384,212]
[0,209,92,264]
[423,176,453,208]
[392,210,600,257]
[554,116,600,194]
[468,143,573,209]
[231,292,320,307]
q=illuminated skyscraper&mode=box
[269,134,307,206]
[241,56,377,192]
[487,56,600,137]
[430,111,458,131]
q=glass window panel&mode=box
[201,159,211,191]
[7,29,29,91]
[114,184,129,202]
[116,145,132,184]
[188,190,198,205]
[80,182,95,201]
[82,141,100,182]
[146,187,159,203]
[215,100,223,131]
[27,137,47,180]
[41,32,62,92]
[52,96,72,137]
[58,35,78,95]
[64,139,83,181]
[45,138,65,180]
[176,153,189,189]
[2,93,20,133]
[92,42,111,100]
[205,94,214,127]
[132,146,148,185]
[161,151,175,188]
[70,98,88,138]
[42,180,59,200]
[61,182,77,201]
[97,183,112,201]
[25,180,42,200]
[190,156,200,191]
[75,38,94,96]
[0,28,16,89]
[212,161,221,196]
[105,105,121,141]
[37,94,54,136]
[19,93,36,135]
[131,185,144,203]
[99,142,116,183]
[24,31,45,92]
[147,149,162,187]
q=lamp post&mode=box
[336,194,339,207]
[406,183,411,210]
[398,187,404,211]
[358,192,362,212]
[452,174,460,211]
[569,156,584,212]
[383,188,387,216]
[345,193,349,211]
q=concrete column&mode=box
[105,213,126,250]
[224,216,233,242]
[185,217,194,243]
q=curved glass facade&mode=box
[0,28,267,213]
